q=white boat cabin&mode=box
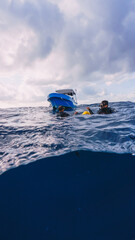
[56,89,76,96]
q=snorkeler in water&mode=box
[83,100,115,115]
[87,100,115,114]
[57,106,70,117]
[97,100,115,114]
[56,100,115,117]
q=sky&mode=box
[0,0,135,108]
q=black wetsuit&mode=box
[88,109,94,115]
[57,112,69,117]
[97,107,115,114]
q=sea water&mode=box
[0,101,135,174]
[0,101,135,240]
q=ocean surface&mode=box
[0,101,135,240]
[0,101,135,174]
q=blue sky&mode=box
[0,0,135,107]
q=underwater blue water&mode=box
[0,101,135,174]
[0,101,135,240]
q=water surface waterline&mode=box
[0,101,135,174]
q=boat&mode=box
[47,89,77,110]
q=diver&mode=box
[84,100,115,115]
[57,106,70,117]
[97,100,115,114]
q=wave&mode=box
[0,102,135,174]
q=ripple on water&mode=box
[0,102,135,174]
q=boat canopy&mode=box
[56,89,76,96]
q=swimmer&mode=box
[97,100,115,114]
[57,106,70,117]
[83,100,115,115]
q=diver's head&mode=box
[100,100,108,109]
[58,106,65,112]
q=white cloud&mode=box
[0,0,135,107]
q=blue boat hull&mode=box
[47,93,77,110]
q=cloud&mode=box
[0,82,16,101]
[0,0,64,69]
[58,0,135,75]
[0,0,135,107]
